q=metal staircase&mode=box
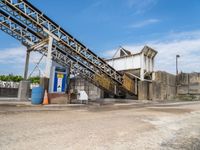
[0,0,137,96]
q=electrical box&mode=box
[49,62,69,93]
[53,67,68,93]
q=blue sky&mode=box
[0,0,200,75]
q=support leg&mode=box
[45,36,53,78]
[18,48,30,101]
[24,50,30,80]
[41,36,53,92]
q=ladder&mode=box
[0,0,137,96]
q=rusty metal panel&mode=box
[94,74,114,92]
[122,74,135,94]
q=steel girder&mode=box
[0,9,115,93]
[0,11,93,82]
[0,0,137,95]
[0,0,123,84]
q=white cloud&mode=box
[150,39,200,73]
[127,0,158,14]
[129,19,160,28]
[102,30,200,74]
[0,46,46,75]
[0,47,26,64]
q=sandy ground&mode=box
[0,101,200,150]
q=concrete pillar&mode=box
[138,81,149,100]
[135,78,138,95]
[149,57,152,72]
[140,53,144,80]
[18,48,31,101]
[24,50,30,80]
[18,80,30,101]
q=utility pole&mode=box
[176,54,180,96]
[176,54,180,75]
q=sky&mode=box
[0,0,200,75]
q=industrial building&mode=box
[106,46,157,81]
[70,46,158,100]
[0,0,200,103]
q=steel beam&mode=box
[0,0,122,83]
[0,0,138,95]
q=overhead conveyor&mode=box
[0,0,137,96]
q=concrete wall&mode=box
[70,77,103,100]
[177,73,200,100]
[0,88,18,98]
[150,71,176,101]
[138,81,149,100]
[139,71,200,101]
[138,71,176,101]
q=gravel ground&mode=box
[0,101,200,150]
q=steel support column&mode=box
[45,36,53,78]
[24,49,30,80]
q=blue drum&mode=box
[31,87,44,105]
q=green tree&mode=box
[28,76,40,84]
[0,75,40,83]
[0,75,23,82]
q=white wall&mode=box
[107,55,141,71]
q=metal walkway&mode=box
[0,0,137,96]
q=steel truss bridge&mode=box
[0,0,137,96]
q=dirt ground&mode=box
[0,100,200,150]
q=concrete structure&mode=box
[1,1,199,102]
[70,77,103,100]
[138,71,177,101]
[0,1,143,98]
[138,71,200,101]
[18,80,31,101]
[106,46,157,80]
[149,71,176,101]
[0,88,19,98]
[70,46,157,100]
[177,72,200,100]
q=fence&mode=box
[0,81,39,98]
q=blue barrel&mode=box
[31,87,44,105]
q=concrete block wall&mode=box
[150,71,176,101]
[177,73,200,100]
[151,71,176,100]
[0,88,18,98]
[70,77,103,100]
[138,81,148,100]
[139,71,200,101]
[69,72,200,101]
[139,71,177,101]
